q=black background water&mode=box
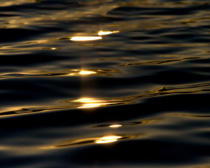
[1,0,210,167]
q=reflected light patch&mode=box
[109,124,122,128]
[95,135,122,144]
[40,145,56,150]
[98,30,119,36]
[1,0,35,7]
[35,39,49,44]
[73,97,110,109]
[79,70,97,76]
[70,36,102,41]
[78,103,105,109]
[66,70,97,76]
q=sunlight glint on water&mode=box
[73,97,111,109]
[70,36,102,41]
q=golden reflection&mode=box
[0,105,54,117]
[51,47,57,50]
[122,56,198,67]
[0,68,118,78]
[4,2,117,29]
[79,70,97,76]
[109,124,122,128]
[98,30,119,36]
[40,145,57,150]
[66,69,97,76]
[34,39,49,44]
[190,165,210,168]
[95,135,122,144]
[70,36,102,42]
[0,0,35,7]
[0,146,10,150]
[73,97,110,109]
[46,134,125,149]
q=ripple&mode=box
[0,0,36,7]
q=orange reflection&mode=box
[109,124,122,128]
[73,97,110,109]
[98,30,119,36]
[95,135,122,144]
[70,36,102,41]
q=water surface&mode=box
[1,0,210,167]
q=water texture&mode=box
[1,0,210,167]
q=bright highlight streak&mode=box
[79,70,97,76]
[95,135,122,144]
[66,69,97,76]
[70,36,102,41]
[73,97,110,109]
[78,103,107,109]
[98,30,119,36]
[74,98,101,103]
[109,124,122,128]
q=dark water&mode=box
[1,0,210,167]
